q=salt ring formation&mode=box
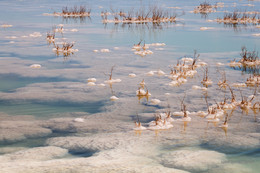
[0,0,260,172]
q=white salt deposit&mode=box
[29,32,42,38]
[110,96,119,101]
[87,82,96,86]
[100,49,110,53]
[87,78,97,82]
[160,149,226,172]
[30,64,41,68]
[128,73,136,77]
[150,99,161,105]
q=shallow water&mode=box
[0,0,260,172]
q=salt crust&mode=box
[160,149,226,172]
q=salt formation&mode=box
[102,6,177,24]
[74,118,85,123]
[110,96,119,101]
[200,27,214,30]
[217,11,260,25]
[194,2,217,14]
[100,49,110,53]
[87,78,97,83]
[29,32,42,38]
[52,6,91,17]
[0,146,68,161]
[128,73,136,78]
[150,99,161,105]
[160,149,226,172]
[30,64,41,68]
[168,51,202,87]
[0,120,52,143]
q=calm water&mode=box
[0,0,260,172]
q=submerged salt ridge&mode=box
[0,0,260,172]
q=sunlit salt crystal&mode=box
[93,50,99,53]
[157,70,165,76]
[104,79,121,84]
[169,81,179,86]
[30,64,41,68]
[136,89,146,96]
[9,41,15,44]
[192,85,201,90]
[223,104,234,109]
[161,123,173,129]
[1,24,13,28]
[201,87,207,91]
[206,114,216,119]
[173,111,184,116]
[182,116,191,122]
[155,43,166,46]
[252,33,260,37]
[87,82,96,86]
[204,80,213,85]
[100,49,110,53]
[140,80,145,86]
[248,95,255,101]
[110,96,119,101]
[216,62,225,66]
[146,71,154,76]
[128,73,136,78]
[207,118,220,122]
[196,111,208,117]
[186,70,197,77]
[151,99,161,105]
[21,35,28,38]
[181,57,193,62]
[168,7,181,9]
[132,45,142,51]
[219,123,228,128]
[198,61,207,66]
[165,93,171,96]
[145,50,153,54]
[200,27,210,30]
[87,78,96,83]
[29,32,42,38]
[74,118,84,123]
[228,62,241,67]
[97,83,106,87]
[114,47,119,50]
[178,78,187,83]
[133,125,147,131]
[148,125,163,130]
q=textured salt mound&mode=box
[0,147,28,154]
[0,146,68,162]
[201,133,260,153]
[46,134,126,152]
[42,117,131,133]
[209,163,253,173]
[0,157,189,173]
[160,149,226,172]
[0,121,52,143]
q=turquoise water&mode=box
[0,0,260,172]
